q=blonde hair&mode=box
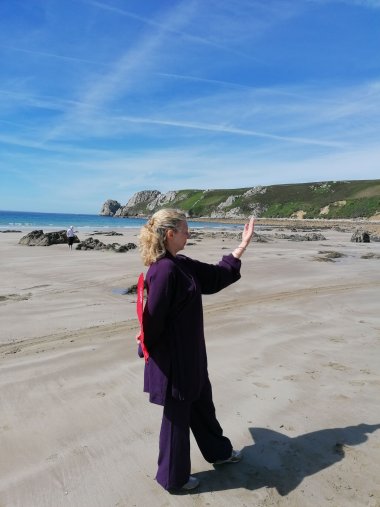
[139,208,187,266]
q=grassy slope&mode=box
[257,180,380,218]
[129,180,380,219]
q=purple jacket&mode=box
[140,251,241,405]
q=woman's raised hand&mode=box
[232,217,255,259]
[242,217,255,246]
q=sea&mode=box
[0,210,242,231]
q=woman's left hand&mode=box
[232,217,255,258]
[242,217,255,246]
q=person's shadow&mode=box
[191,423,380,496]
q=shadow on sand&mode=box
[191,423,380,496]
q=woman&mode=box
[138,209,254,492]
[66,225,76,250]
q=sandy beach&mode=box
[1,223,380,507]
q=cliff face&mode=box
[99,200,121,216]
[113,191,161,217]
[99,180,380,220]
[103,190,181,217]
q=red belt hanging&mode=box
[136,273,149,362]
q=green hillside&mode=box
[107,180,380,219]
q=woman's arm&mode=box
[188,217,255,294]
[232,217,255,259]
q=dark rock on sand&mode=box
[351,229,380,243]
[351,230,371,243]
[275,233,326,241]
[19,230,79,246]
[91,231,123,236]
[76,237,137,252]
[314,251,346,262]
[198,231,269,243]
[361,252,380,259]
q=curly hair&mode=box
[139,208,187,266]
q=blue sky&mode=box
[1,0,379,213]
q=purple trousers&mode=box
[156,377,232,490]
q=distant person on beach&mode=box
[137,208,254,492]
[66,226,76,250]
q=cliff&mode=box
[100,180,380,220]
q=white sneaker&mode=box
[213,449,243,465]
[181,476,200,490]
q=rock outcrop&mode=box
[314,250,346,262]
[91,231,123,236]
[243,186,267,197]
[216,195,238,210]
[76,238,137,252]
[210,207,246,219]
[274,233,326,241]
[147,191,178,211]
[19,230,79,246]
[351,230,371,243]
[126,190,160,208]
[114,190,161,217]
[114,205,129,217]
[99,199,121,216]
[350,230,380,242]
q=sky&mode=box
[1,0,379,213]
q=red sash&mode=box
[136,273,149,362]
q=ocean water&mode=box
[0,210,242,231]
